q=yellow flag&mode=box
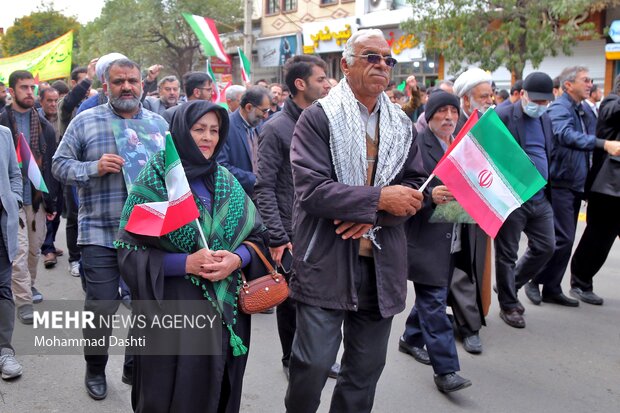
[0,31,73,83]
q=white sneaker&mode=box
[69,261,80,277]
[0,348,23,380]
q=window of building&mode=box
[266,0,280,15]
[320,0,338,5]
[282,0,297,12]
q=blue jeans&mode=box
[403,283,459,375]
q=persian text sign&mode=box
[0,31,73,83]
[382,29,424,62]
[302,18,358,54]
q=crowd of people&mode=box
[0,28,619,413]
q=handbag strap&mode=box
[242,240,276,274]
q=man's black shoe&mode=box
[499,308,525,329]
[398,337,431,365]
[542,293,579,307]
[328,362,340,379]
[524,282,542,305]
[515,301,525,315]
[462,333,482,354]
[434,372,472,393]
[569,288,604,305]
[85,369,107,400]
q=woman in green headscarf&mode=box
[116,101,268,413]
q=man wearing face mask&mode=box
[494,72,562,328]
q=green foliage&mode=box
[1,10,81,56]
[78,0,243,79]
[402,0,615,79]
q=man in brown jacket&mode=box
[284,29,427,413]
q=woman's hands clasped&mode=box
[186,248,241,282]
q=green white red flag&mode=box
[238,47,251,84]
[217,81,232,110]
[182,13,231,65]
[206,59,220,102]
[125,132,199,237]
[16,133,48,193]
[432,108,546,238]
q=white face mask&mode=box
[521,99,547,118]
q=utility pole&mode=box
[244,0,253,61]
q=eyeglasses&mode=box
[255,106,271,115]
[577,77,593,84]
[198,87,213,93]
[352,54,397,68]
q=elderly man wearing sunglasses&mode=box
[284,29,427,413]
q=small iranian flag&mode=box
[238,47,251,84]
[217,81,233,110]
[206,59,220,102]
[16,133,48,193]
[182,13,231,65]
[125,132,200,237]
[433,108,546,238]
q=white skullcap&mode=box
[96,53,128,83]
[453,68,493,97]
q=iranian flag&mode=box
[217,81,233,109]
[206,59,220,102]
[125,132,199,237]
[16,133,48,193]
[238,47,251,84]
[182,13,231,65]
[433,108,546,238]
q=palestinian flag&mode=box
[182,13,231,65]
[206,59,220,102]
[433,109,546,238]
[238,47,251,84]
[16,133,48,193]
[125,132,200,237]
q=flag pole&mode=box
[418,174,434,192]
[195,219,209,250]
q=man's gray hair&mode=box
[104,58,141,84]
[158,75,179,88]
[437,79,454,88]
[226,85,246,101]
[342,29,385,66]
[558,66,588,92]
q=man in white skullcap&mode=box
[448,67,494,355]
[453,67,494,132]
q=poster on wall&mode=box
[257,34,301,67]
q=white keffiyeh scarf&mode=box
[319,78,413,188]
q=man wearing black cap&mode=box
[494,72,569,329]
[399,91,472,393]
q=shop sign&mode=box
[302,18,358,54]
[257,34,301,67]
[382,29,424,62]
[605,43,620,60]
[610,20,620,44]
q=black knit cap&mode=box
[424,91,460,122]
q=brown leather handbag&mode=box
[238,241,289,314]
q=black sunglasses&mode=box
[352,54,397,68]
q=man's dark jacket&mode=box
[0,106,59,213]
[586,93,620,196]
[546,92,605,192]
[255,97,301,247]
[289,102,427,318]
[495,101,554,201]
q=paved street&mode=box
[1,218,619,413]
